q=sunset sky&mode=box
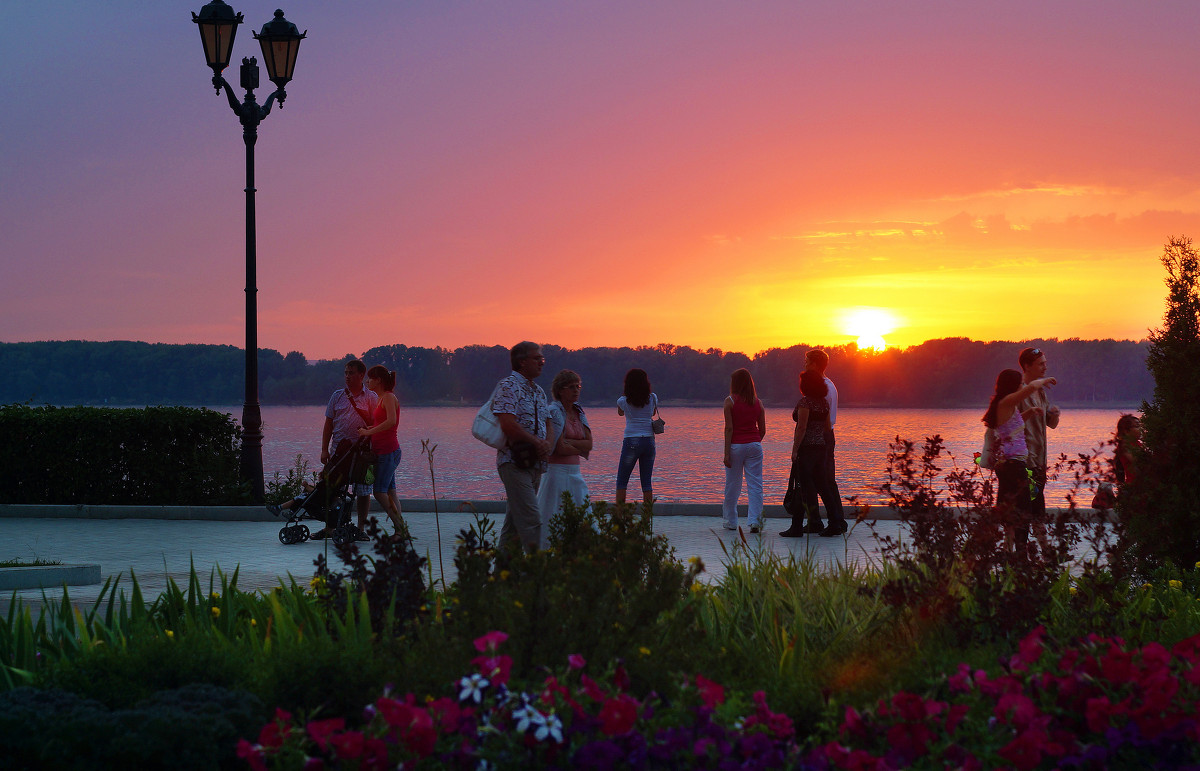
[2,1,1195,360]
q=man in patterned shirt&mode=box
[319,359,378,536]
[493,341,551,553]
[1018,346,1060,547]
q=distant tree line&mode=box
[0,338,1151,408]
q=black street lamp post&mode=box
[192,2,305,503]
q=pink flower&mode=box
[599,695,639,735]
[613,664,631,692]
[580,674,605,702]
[257,709,293,750]
[1011,625,1046,670]
[473,630,509,653]
[694,675,725,708]
[945,704,969,734]
[305,718,345,752]
[302,757,326,771]
[568,653,586,669]
[329,730,365,760]
[236,740,267,771]
[362,738,390,771]
[840,706,866,737]
[994,692,1039,728]
[472,653,513,685]
[886,721,934,763]
[998,729,1052,771]
[374,697,437,757]
[428,696,465,731]
[1085,696,1117,732]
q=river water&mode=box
[231,405,1132,506]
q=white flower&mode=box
[536,712,564,744]
[458,673,490,704]
[512,704,536,733]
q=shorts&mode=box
[373,448,401,494]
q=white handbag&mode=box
[978,428,998,470]
[471,389,507,449]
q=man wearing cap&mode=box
[1017,346,1060,546]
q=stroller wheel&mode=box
[298,524,310,542]
[331,525,353,547]
[278,527,292,545]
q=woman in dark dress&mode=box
[781,371,835,537]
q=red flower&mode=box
[1011,625,1046,670]
[599,695,639,735]
[580,674,605,702]
[998,729,1051,771]
[945,704,969,734]
[840,706,867,737]
[694,675,725,708]
[473,630,509,653]
[302,757,326,771]
[613,664,631,692]
[1100,649,1134,683]
[568,653,586,669]
[375,697,437,757]
[305,718,345,752]
[472,653,513,685]
[1085,696,1122,733]
[427,696,465,731]
[886,722,933,762]
[329,731,365,760]
[361,738,390,771]
[235,740,267,771]
[994,692,1039,728]
[746,691,794,740]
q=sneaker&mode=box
[778,526,804,538]
[266,503,282,517]
[749,523,762,534]
[722,523,738,531]
[819,523,848,537]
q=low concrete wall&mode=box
[0,564,102,591]
[0,501,1106,522]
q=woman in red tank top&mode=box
[722,368,767,533]
[358,365,405,534]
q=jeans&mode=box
[723,442,763,527]
[498,462,543,553]
[616,436,656,493]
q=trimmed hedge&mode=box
[0,404,247,505]
[0,684,264,770]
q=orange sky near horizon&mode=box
[0,2,1190,360]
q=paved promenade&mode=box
[0,509,900,617]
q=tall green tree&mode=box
[1124,236,1200,572]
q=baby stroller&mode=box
[274,437,376,546]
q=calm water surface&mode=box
[233,405,1130,506]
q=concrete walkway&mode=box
[0,510,901,618]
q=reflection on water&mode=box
[233,405,1129,506]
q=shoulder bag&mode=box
[651,394,666,434]
[471,385,508,449]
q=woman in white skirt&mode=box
[537,370,593,548]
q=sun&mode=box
[843,308,897,352]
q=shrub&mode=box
[873,435,1106,647]
[408,498,701,698]
[0,404,247,504]
[0,684,263,770]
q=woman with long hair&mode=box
[536,370,593,548]
[982,368,1056,547]
[722,368,767,532]
[781,370,836,537]
[1113,413,1142,486]
[615,368,659,507]
[357,365,406,534]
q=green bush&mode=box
[0,404,247,504]
[0,684,262,770]
[405,498,702,697]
